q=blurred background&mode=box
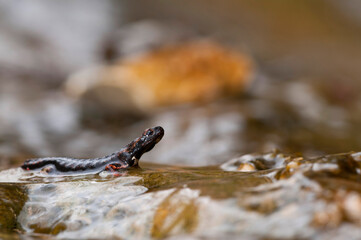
[1,0,361,168]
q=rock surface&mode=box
[0,151,360,239]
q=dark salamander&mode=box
[21,126,164,174]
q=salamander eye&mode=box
[146,129,154,136]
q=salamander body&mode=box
[21,126,164,174]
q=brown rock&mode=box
[66,40,253,115]
[110,41,252,109]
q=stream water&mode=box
[0,151,360,239]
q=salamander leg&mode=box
[41,165,56,174]
[104,163,128,177]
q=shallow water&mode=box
[0,151,360,239]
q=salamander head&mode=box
[121,126,164,167]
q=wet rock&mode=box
[0,151,360,239]
[0,184,27,233]
[151,188,199,238]
[220,151,294,172]
[18,176,148,236]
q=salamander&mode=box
[21,126,164,174]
